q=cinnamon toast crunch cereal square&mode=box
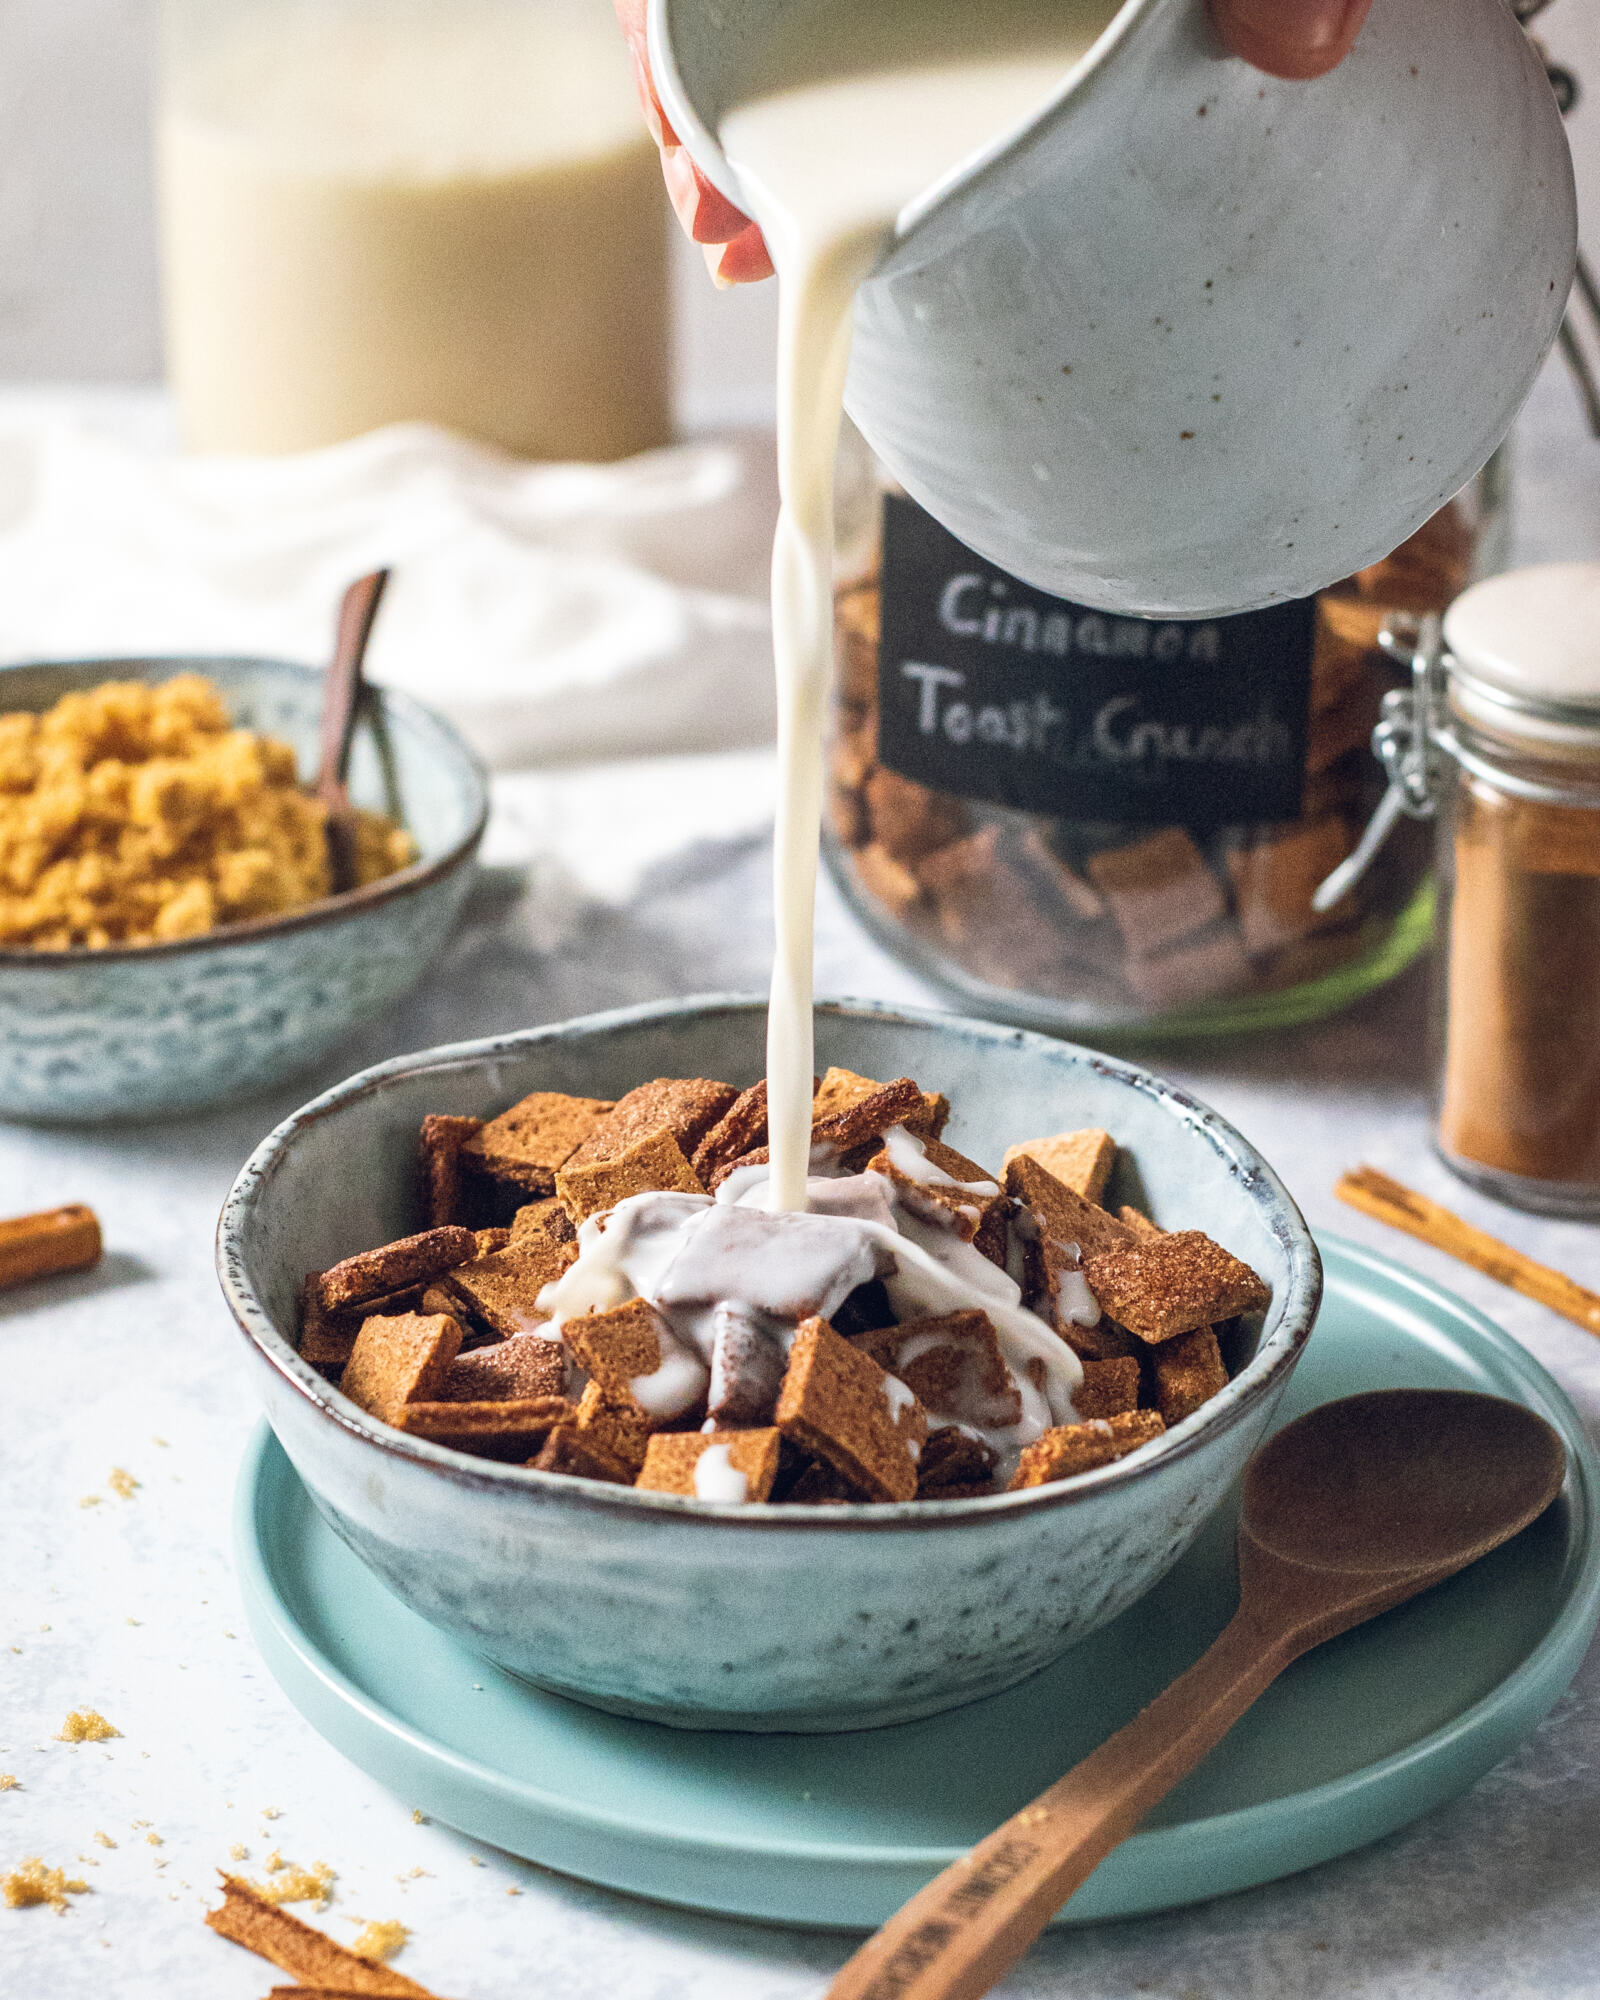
[573,1379,653,1472]
[441,1238,574,1338]
[915,1426,1000,1495]
[440,1334,565,1402]
[1008,1409,1166,1489]
[313,1226,477,1315]
[707,1303,787,1428]
[340,1312,463,1425]
[556,1127,703,1225]
[691,1080,771,1181]
[461,1091,615,1193]
[852,1311,1022,1430]
[1073,1355,1142,1420]
[1081,1231,1270,1343]
[636,1428,781,1501]
[532,1424,636,1484]
[810,1076,925,1154]
[565,1077,738,1169]
[1001,1129,1115,1204]
[509,1197,575,1248]
[775,1317,928,1503]
[1087,828,1227,957]
[1150,1325,1229,1423]
[418,1115,484,1227]
[1003,1154,1131,1259]
[812,1066,947,1141]
[866,1138,1008,1253]
[395,1395,571,1458]
[564,1299,665,1388]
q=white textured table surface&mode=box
[5,358,1600,2000]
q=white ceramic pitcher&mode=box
[651,0,1575,617]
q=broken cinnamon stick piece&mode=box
[0,1204,102,1291]
[1334,1166,1600,1337]
[205,1875,438,1997]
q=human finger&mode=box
[1209,0,1374,79]
[614,0,775,277]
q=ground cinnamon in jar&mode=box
[1431,563,1600,1215]
[1439,784,1600,1183]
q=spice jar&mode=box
[827,426,1508,1039]
[1416,563,1600,1216]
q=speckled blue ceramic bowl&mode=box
[217,997,1321,1733]
[0,657,487,1122]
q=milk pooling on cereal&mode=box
[538,1121,1092,1480]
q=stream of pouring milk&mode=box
[717,7,1119,1209]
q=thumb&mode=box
[1208,0,1374,80]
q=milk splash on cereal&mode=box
[539,1123,1090,1481]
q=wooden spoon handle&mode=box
[826,1608,1296,2000]
[317,568,390,807]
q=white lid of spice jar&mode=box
[1443,562,1600,745]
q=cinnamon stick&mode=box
[0,1204,101,1291]
[205,1876,437,1997]
[1334,1166,1600,1338]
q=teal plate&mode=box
[235,1237,1600,1929]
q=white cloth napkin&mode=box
[0,411,778,769]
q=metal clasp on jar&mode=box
[1312,612,1445,912]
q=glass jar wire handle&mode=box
[1311,612,1444,912]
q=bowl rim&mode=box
[216,994,1323,1528]
[0,654,489,965]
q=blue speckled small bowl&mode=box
[0,657,487,1122]
[218,997,1322,1733]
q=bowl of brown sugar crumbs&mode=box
[0,657,486,1121]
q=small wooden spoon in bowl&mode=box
[317,568,390,895]
[828,1390,1566,2000]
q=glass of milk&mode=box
[157,0,671,459]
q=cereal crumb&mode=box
[151,1437,169,1448]
[0,1777,17,1792]
[92,1833,115,1849]
[350,1917,409,1963]
[3,1859,89,1911]
[78,1496,102,1510]
[247,1859,336,1910]
[145,1833,162,1848]
[228,1843,247,1861]
[56,1712,118,1744]
[506,1886,521,1897]
[469,1856,484,1867]
[108,1469,139,1500]
[260,1806,280,1820]
[125,1619,140,1627]
[411,1808,425,1824]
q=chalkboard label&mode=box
[874,494,1314,829]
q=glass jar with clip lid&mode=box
[826,428,1509,1041]
[1336,564,1600,1216]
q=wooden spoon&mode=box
[827,1390,1565,2000]
[317,568,390,894]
